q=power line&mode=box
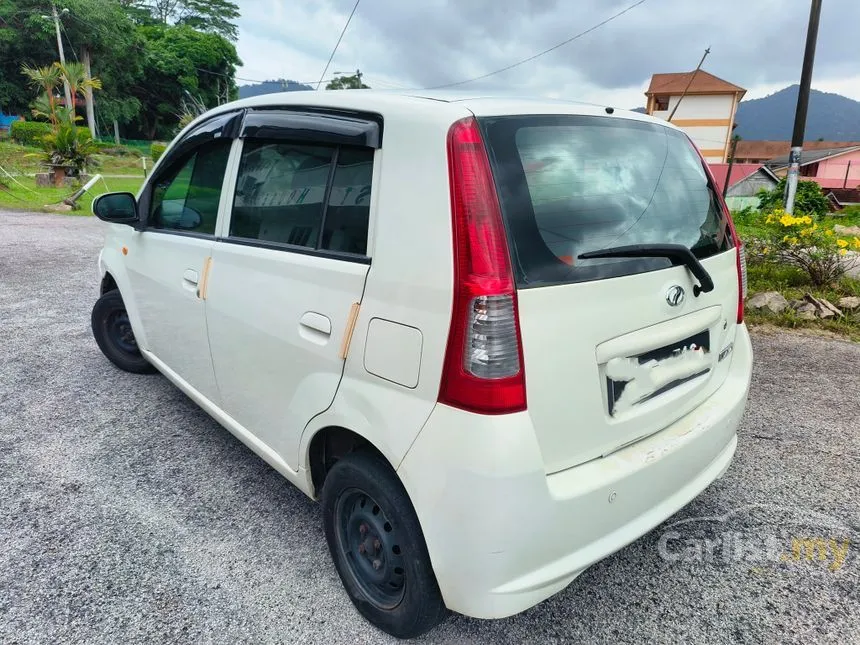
[423,0,648,90]
[316,0,361,90]
[58,19,79,62]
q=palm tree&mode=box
[20,64,63,125]
[58,62,102,121]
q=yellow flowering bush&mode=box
[744,207,859,285]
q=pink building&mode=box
[767,145,860,189]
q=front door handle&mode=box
[183,269,199,285]
[300,312,332,336]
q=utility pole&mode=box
[51,3,73,111]
[723,135,740,198]
[82,46,97,138]
[355,69,363,87]
[667,47,710,122]
[785,0,823,214]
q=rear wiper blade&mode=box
[578,243,715,295]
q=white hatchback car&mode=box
[91,91,753,638]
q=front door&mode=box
[125,136,234,404]
[205,122,376,469]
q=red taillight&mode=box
[438,117,526,414]
[694,142,747,324]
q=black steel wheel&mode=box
[334,488,406,610]
[91,289,156,374]
[322,451,447,639]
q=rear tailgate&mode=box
[480,113,743,473]
[517,252,739,473]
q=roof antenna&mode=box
[667,47,711,122]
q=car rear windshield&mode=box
[480,115,734,288]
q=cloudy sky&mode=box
[234,0,860,107]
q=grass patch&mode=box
[0,140,42,174]
[0,175,144,214]
[745,261,860,341]
[0,140,151,178]
[834,205,860,227]
[746,309,860,342]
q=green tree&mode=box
[325,73,370,90]
[0,1,58,114]
[129,24,240,138]
[57,61,102,120]
[60,0,147,133]
[757,178,830,218]
[130,0,240,40]
[20,63,63,123]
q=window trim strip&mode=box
[217,235,372,264]
[315,146,341,250]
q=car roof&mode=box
[186,89,676,133]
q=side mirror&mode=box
[93,192,139,224]
[177,207,202,230]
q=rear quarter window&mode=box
[480,115,733,287]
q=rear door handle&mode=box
[300,312,332,336]
[183,269,199,285]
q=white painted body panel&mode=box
[300,101,467,469]
[398,325,751,618]
[124,232,220,404]
[518,250,740,474]
[94,91,753,622]
[204,241,369,470]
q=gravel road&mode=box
[1,210,858,644]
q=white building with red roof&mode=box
[645,69,746,163]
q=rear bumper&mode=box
[397,324,752,619]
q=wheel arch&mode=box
[96,246,148,350]
[306,425,390,498]
[100,271,118,295]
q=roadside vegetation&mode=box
[733,181,860,341]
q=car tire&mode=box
[321,451,448,639]
[91,290,156,374]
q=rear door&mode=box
[204,110,378,469]
[481,114,742,473]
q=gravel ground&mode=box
[1,210,858,645]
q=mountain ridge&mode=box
[237,79,314,98]
[734,85,860,140]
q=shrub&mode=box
[10,120,52,146]
[150,142,167,162]
[757,178,830,219]
[745,207,860,285]
[38,121,100,173]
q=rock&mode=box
[747,291,789,314]
[43,203,73,212]
[788,299,805,311]
[803,293,843,319]
[834,224,860,237]
[795,303,817,320]
[837,296,860,311]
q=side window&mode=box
[231,142,333,247]
[149,140,232,235]
[230,140,373,256]
[321,147,373,255]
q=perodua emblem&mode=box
[666,285,686,307]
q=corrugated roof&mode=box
[708,164,774,192]
[734,140,860,161]
[766,146,860,168]
[646,70,746,96]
